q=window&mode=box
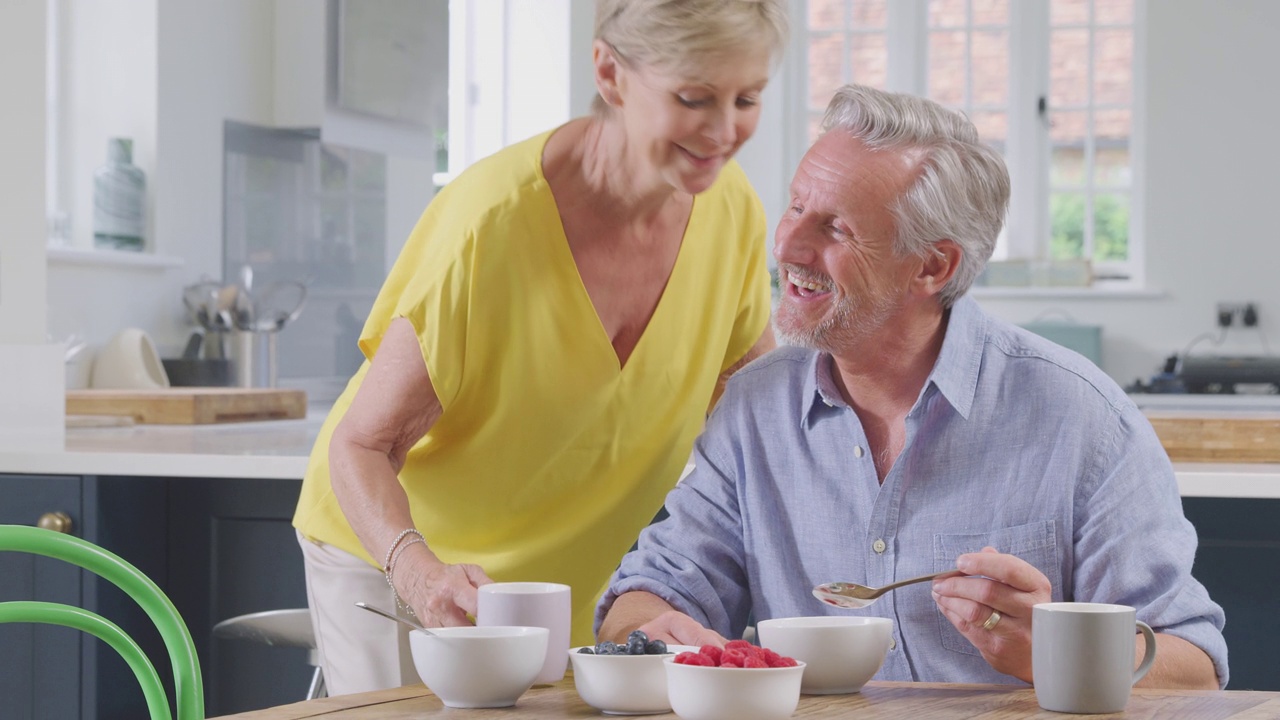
[800,0,1142,287]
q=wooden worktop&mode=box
[212,678,1280,719]
[1145,410,1280,463]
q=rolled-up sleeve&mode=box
[594,431,754,638]
[1073,405,1229,688]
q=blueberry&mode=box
[645,639,667,655]
[627,636,647,655]
[595,641,619,655]
[577,647,595,654]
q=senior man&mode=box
[596,84,1227,689]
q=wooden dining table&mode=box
[214,678,1280,719]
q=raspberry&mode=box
[673,651,700,665]
[689,652,716,666]
[743,655,769,668]
[720,649,748,667]
[774,655,798,667]
[699,645,723,664]
[760,647,783,666]
[724,639,753,651]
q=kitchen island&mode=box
[2,407,1279,717]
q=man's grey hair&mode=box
[821,84,1011,307]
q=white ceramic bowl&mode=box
[90,328,170,389]
[409,626,548,708]
[568,645,698,715]
[756,616,892,694]
[664,656,806,720]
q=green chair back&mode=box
[0,525,204,720]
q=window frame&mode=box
[788,0,1147,289]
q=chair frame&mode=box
[0,525,204,720]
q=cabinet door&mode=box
[168,477,310,716]
[1182,497,1280,691]
[0,474,83,720]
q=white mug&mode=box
[476,582,571,684]
[1033,602,1157,714]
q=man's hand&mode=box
[599,591,727,647]
[637,610,729,648]
[930,546,1052,683]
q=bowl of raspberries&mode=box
[569,630,699,715]
[664,640,805,720]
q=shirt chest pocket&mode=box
[932,520,1060,657]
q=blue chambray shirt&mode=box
[598,296,1228,687]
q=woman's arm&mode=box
[329,316,491,626]
[709,324,776,412]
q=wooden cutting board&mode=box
[1145,411,1280,463]
[66,388,307,425]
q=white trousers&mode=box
[298,530,418,696]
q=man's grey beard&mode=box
[773,285,895,353]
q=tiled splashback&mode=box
[223,121,387,398]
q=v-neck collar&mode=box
[535,135,697,374]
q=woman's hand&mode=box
[393,543,494,627]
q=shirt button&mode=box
[889,637,897,650]
[872,539,886,553]
[853,445,864,458]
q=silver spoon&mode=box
[355,601,435,635]
[813,570,965,609]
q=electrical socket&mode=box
[1216,302,1260,328]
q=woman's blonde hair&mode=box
[595,0,789,76]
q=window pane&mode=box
[1093,193,1129,261]
[1094,145,1130,187]
[852,0,888,29]
[321,148,348,192]
[808,33,845,109]
[1050,29,1090,108]
[1050,193,1086,260]
[928,30,967,106]
[929,0,967,29]
[1094,29,1132,106]
[971,111,1007,150]
[808,112,825,145]
[850,33,888,89]
[972,0,1008,25]
[972,30,1008,106]
[1095,0,1133,25]
[1094,107,1130,142]
[808,0,844,31]
[1051,0,1089,26]
[1051,146,1085,186]
[1050,110,1088,147]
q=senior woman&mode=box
[293,0,790,695]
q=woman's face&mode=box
[613,51,771,194]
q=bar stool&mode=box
[212,608,325,700]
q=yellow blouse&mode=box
[294,128,771,645]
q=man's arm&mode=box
[1136,633,1219,690]
[598,591,728,647]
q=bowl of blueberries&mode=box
[569,630,698,715]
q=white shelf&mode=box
[971,285,1165,300]
[47,245,184,270]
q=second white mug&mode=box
[1032,602,1156,714]
[476,582,571,684]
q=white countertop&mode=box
[0,406,327,480]
[0,406,1278,496]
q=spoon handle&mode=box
[355,601,431,634]
[874,569,964,596]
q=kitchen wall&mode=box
[8,0,1280,393]
[971,0,1280,386]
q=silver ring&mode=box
[982,610,1002,631]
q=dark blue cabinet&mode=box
[0,473,309,718]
